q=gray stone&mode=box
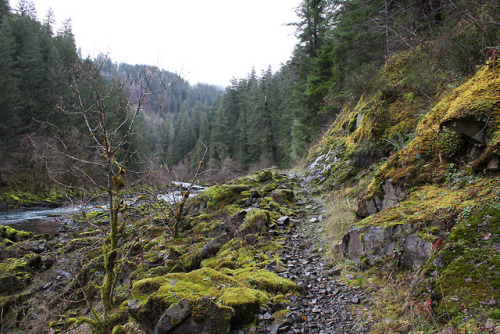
[357,181,406,217]
[402,235,433,269]
[277,216,290,226]
[154,299,190,333]
[350,296,360,304]
[441,118,490,145]
[342,224,432,269]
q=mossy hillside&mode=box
[413,205,500,323]
[305,50,453,191]
[364,61,500,201]
[302,50,500,331]
[345,169,500,327]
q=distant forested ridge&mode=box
[0,0,224,186]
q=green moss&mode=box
[221,287,266,326]
[233,268,301,294]
[257,170,274,182]
[202,241,258,269]
[111,325,126,334]
[262,183,278,193]
[236,209,270,237]
[418,206,500,319]
[240,191,252,198]
[0,254,39,294]
[0,225,32,242]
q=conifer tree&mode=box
[0,19,21,150]
[0,0,9,23]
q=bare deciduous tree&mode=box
[30,56,170,333]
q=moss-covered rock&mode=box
[194,184,250,211]
[129,266,299,331]
[257,170,274,182]
[235,209,270,238]
[0,253,40,294]
[271,189,295,205]
[0,225,32,242]
[221,287,263,326]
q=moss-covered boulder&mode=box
[235,209,270,238]
[153,298,233,334]
[271,189,295,205]
[257,170,274,182]
[0,225,32,242]
[0,253,40,294]
[193,184,250,212]
[129,267,299,332]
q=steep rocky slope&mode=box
[305,52,500,331]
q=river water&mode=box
[0,205,82,234]
[0,182,206,234]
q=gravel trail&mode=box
[247,185,368,334]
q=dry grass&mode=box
[322,188,357,255]
[355,273,438,333]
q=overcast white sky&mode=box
[10,0,301,87]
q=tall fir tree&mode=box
[0,18,21,150]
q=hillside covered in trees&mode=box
[0,0,499,333]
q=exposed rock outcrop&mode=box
[341,224,432,270]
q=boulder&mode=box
[271,189,295,205]
[0,254,41,294]
[441,118,490,145]
[342,224,433,270]
[357,181,406,217]
[129,267,299,332]
[235,209,270,238]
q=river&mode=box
[0,205,83,234]
[0,182,206,234]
